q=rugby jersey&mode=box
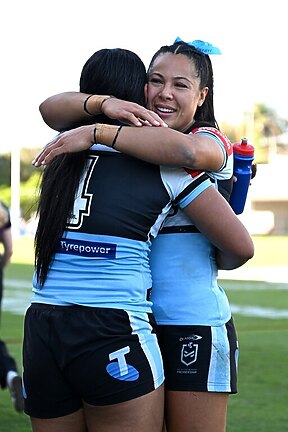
[32,146,212,313]
[150,125,234,325]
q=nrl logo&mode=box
[180,335,202,366]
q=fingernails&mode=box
[32,159,43,167]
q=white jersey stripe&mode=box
[208,325,231,392]
[127,311,164,389]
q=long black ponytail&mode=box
[35,48,147,285]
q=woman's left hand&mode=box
[32,125,94,166]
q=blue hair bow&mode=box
[174,37,221,55]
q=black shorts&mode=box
[23,304,164,419]
[157,318,238,393]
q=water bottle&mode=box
[229,137,255,215]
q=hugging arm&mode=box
[39,92,167,131]
[183,185,254,270]
[39,92,91,131]
[33,122,224,172]
[39,95,225,171]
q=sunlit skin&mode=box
[145,53,208,133]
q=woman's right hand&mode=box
[101,97,167,128]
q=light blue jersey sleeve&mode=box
[178,177,212,209]
[192,127,233,180]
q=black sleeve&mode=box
[217,177,234,202]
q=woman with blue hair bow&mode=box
[34,38,252,432]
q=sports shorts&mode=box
[157,317,238,393]
[23,303,164,419]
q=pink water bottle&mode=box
[229,137,255,215]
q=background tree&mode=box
[221,103,288,164]
[248,103,286,163]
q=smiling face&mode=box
[145,52,208,132]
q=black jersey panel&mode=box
[68,152,170,242]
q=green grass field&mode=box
[1,235,287,431]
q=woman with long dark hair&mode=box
[34,39,255,432]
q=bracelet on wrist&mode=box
[93,125,97,143]
[111,125,123,148]
[83,95,94,116]
[100,95,115,111]
[93,123,123,148]
[84,95,115,116]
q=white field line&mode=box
[2,278,288,319]
[230,304,288,319]
[4,279,32,289]
[218,266,288,283]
